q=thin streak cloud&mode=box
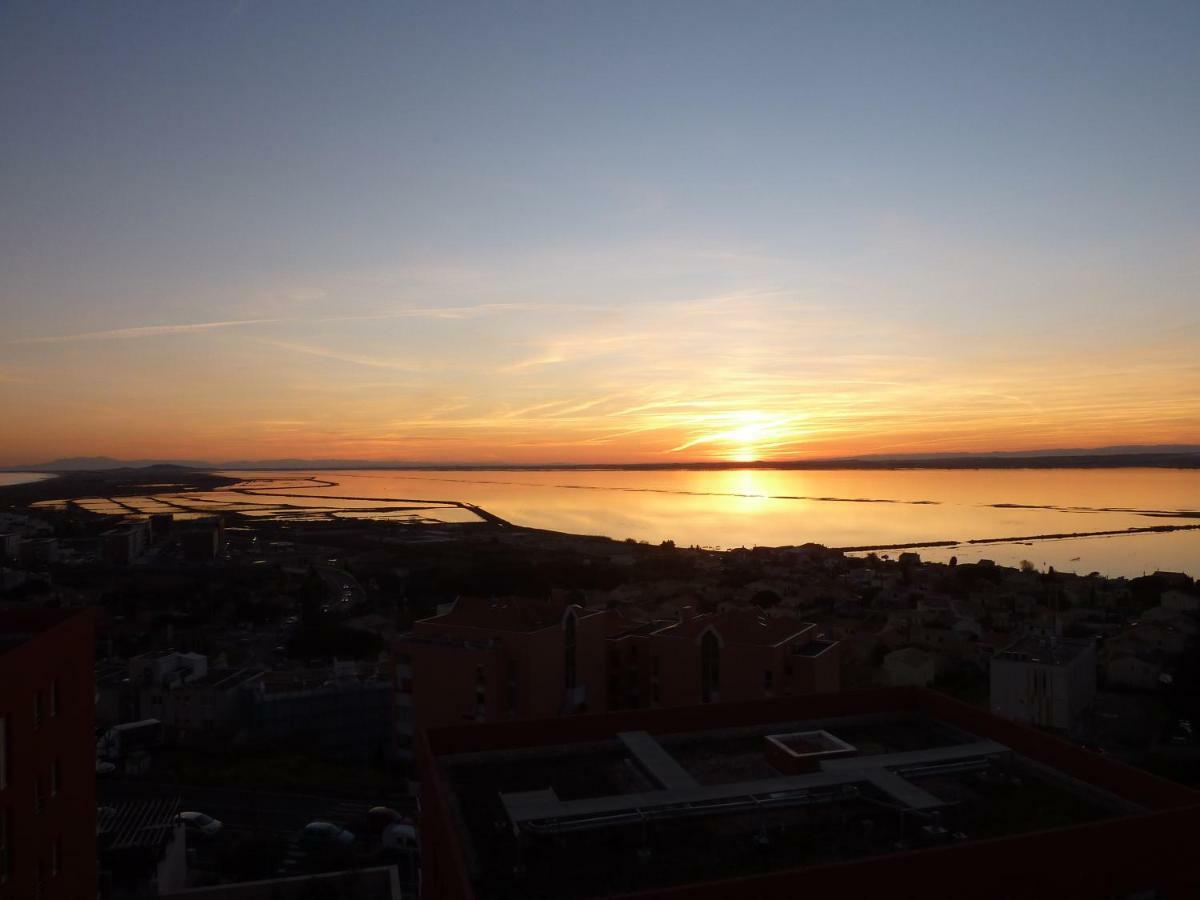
[255,339,421,371]
[11,318,286,344]
[8,303,559,345]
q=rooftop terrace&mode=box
[995,634,1093,666]
[438,709,1139,899]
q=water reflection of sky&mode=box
[208,468,1198,577]
[38,468,1199,578]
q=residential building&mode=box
[1161,589,1200,613]
[395,598,841,757]
[148,513,173,544]
[17,538,58,566]
[606,608,839,709]
[395,595,610,740]
[95,658,135,730]
[99,797,187,898]
[0,608,97,900]
[179,517,224,562]
[129,650,265,743]
[418,688,1200,900]
[101,521,151,565]
[130,650,209,719]
[990,634,1096,731]
[129,653,262,743]
[1152,571,1193,591]
[244,663,392,762]
[1106,654,1165,691]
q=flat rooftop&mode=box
[995,635,1093,666]
[438,710,1141,899]
[792,638,837,657]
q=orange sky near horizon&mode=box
[2,293,1197,466]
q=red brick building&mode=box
[417,688,1200,900]
[0,608,97,899]
[395,597,839,753]
[397,595,610,734]
[606,608,839,709]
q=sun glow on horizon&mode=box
[668,411,807,463]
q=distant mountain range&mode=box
[847,444,1200,461]
[5,445,1200,472]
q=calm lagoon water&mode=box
[0,472,52,487]
[211,468,1199,579]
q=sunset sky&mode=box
[2,2,1198,465]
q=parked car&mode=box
[300,821,355,848]
[366,806,403,833]
[179,811,223,837]
[382,822,419,853]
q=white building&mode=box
[990,635,1096,731]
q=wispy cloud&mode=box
[253,339,422,371]
[11,318,286,344]
[8,303,556,345]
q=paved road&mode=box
[316,563,366,606]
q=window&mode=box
[33,690,42,728]
[51,759,60,798]
[0,716,6,790]
[36,775,47,813]
[764,669,774,695]
[50,679,59,718]
[51,838,60,877]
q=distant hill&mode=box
[7,456,213,472]
[4,445,1199,473]
[850,444,1200,461]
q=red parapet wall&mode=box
[418,686,1200,900]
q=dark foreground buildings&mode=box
[418,687,1200,900]
[0,608,96,899]
[396,595,840,757]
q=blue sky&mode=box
[2,1,1198,463]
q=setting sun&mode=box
[666,411,805,462]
